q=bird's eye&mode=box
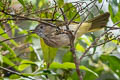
[40,26,43,29]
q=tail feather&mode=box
[87,12,110,32]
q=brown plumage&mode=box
[34,12,110,47]
[87,12,110,32]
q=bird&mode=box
[33,12,110,48]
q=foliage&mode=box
[0,0,120,80]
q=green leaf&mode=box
[83,70,98,80]
[0,52,3,63]
[50,62,98,77]
[3,56,18,70]
[18,0,26,10]
[38,0,45,8]
[76,43,85,52]
[109,0,119,15]
[79,66,98,77]
[71,72,79,80]
[63,3,80,21]
[21,60,35,64]
[0,1,3,7]
[57,0,64,8]
[1,42,16,57]
[0,28,18,46]
[40,38,58,66]
[21,72,49,76]
[18,64,30,71]
[62,51,73,62]
[8,23,16,37]
[21,73,36,76]
[98,0,102,3]
[109,2,120,26]
[49,62,63,69]
[100,55,120,77]
[38,0,49,8]
[18,60,35,71]
[8,0,12,4]
[9,74,20,79]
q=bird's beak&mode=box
[28,30,35,34]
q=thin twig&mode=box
[0,23,15,36]
[25,6,57,16]
[52,0,57,20]
[99,0,105,10]
[68,0,96,25]
[0,35,28,43]
[68,31,83,80]
[74,1,97,36]
[59,8,69,30]
[0,10,57,28]
[0,66,35,80]
[55,2,81,20]
[79,20,120,62]
[60,6,82,80]
[86,35,120,57]
[93,35,120,47]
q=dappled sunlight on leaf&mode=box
[40,38,58,67]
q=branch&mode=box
[0,23,13,36]
[68,31,83,80]
[68,0,96,26]
[0,10,57,28]
[0,35,28,43]
[0,66,35,80]
[74,0,97,35]
[60,8,69,30]
[52,0,57,20]
[79,20,120,62]
[60,6,82,80]
[93,35,120,47]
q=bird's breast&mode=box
[43,34,70,48]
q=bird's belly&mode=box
[43,34,70,48]
[68,23,92,38]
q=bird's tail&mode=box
[87,12,110,32]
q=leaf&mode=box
[40,39,58,66]
[57,0,64,8]
[71,72,79,80]
[38,0,45,8]
[3,56,18,70]
[18,64,30,71]
[62,51,73,62]
[38,0,49,8]
[21,60,35,64]
[49,62,63,69]
[83,70,98,80]
[18,60,36,71]
[76,43,85,52]
[9,74,20,79]
[0,28,18,46]
[79,66,98,77]
[49,62,98,77]
[9,23,16,37]
[18,0,26,10]
[109,0,119,15]
[100,55,120,77]
[8,0,12,4]
[1,42,16,57]
[63,3,80,21]
[21,72,49,76]
[109,2,120,26]
[79,36,91,46]
[98,0,102,3]
[0,52,3,63]
[0,1,3,8]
